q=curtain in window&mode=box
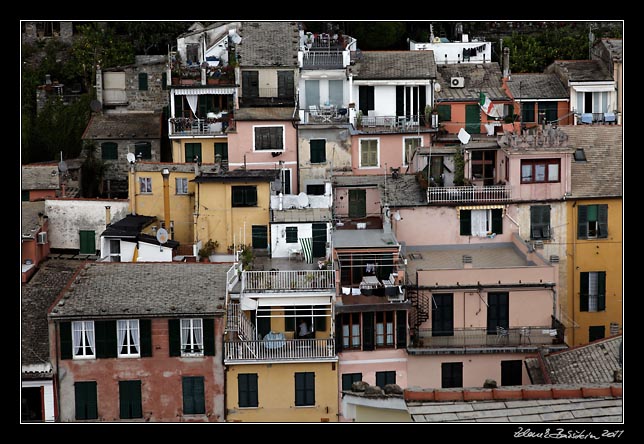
[471,210,489,237]
[193,319,203,350]
[376,323,384,345]
[588,273,598,312]
[73,322,83,355]
[186,95,198,117]
[118,320,127,353]
[84,322,95,354]
[130,320,139,352]
[351,325,360,347]
[181,319,191,351]
[342,325,349,348]
[386,322,394,344]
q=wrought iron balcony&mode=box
[224,337,336,362]
[427,184,512,203]
[242,270,335,293]
[414,326,562,349]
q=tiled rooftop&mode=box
[546,59,613,82]
[22,259,85,369]
[333,228,398,249]
[540,335,622,384]
[48,262,229,319]
[600,38,622,62]
[435,63,509,102]
[82,112,163,140]
[21,164,60,191]
[193,169,280,183]
[238,21,300,67]
[561,125,623,198]
[506,73,568,100]
[234,107,298,121]
[352,51,437,80]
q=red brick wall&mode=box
[52,317,225,422]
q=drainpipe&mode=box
[53,321,61,422]
[161,168,171,236]
[105,206,111,227]
[129,161,137,216]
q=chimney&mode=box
[502,47,510,78]
[38,212,45,228]
[105,206,111,227]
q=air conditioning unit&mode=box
[450,77,465,88]
[37,231,48,245]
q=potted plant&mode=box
[198,239,218,262]
[227,243,235,254]
[424,105,433,127]
[239,244,254,271]
[356,110,363,129]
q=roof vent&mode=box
[462,255,472,263]
[549,255,559,264]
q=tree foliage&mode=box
[80,141,110,198]
[345,22,407,50]
[125,22,192,55]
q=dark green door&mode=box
[312,223,327,258]
[79,230,95,255]
[465,104,481,134]
[348,189,366,218]
[251,225,268,249]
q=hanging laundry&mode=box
[365,263,376,273]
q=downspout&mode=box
[571,201,577,345]
[54,321,61,422]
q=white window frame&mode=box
[117,319,140,358]
[180,318,204,357]
[402,136,422,166]
[359,138,380,169]
[253,125,285,152]
[176,177,189,195]
[139,177,152,194]
[72,321,95,360]
[109,239,121,262]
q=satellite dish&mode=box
[434,82,441,92]
[271,178,283,192]
[156,228,169,245]
[127,152,136,164]
[229,31,242,45]
[297,192,309,208]
[458,128,471,145]
[393,212,402,221]
[90,100,102,112]
[58,160,68,173]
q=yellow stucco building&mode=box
[193,169,278,254]
[563,126,622,346]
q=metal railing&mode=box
[226,263,240,292]
[168,117,232,137]
[226,303,256,341]
[427,185,512,203]
[303,109,349,124]
[242,270,335,292]
[224,337,335,362]
[302,51,344,68]
[357,114,430,133]
[415,326,561,348]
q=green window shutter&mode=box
[460,210,471,235]
[335,315,343,353]
[119,380,142,419]
[60,321,73,359]
[193,377,205,414]
[491,209,503,234]
[577,206,588,239]
[310,139,326,163]
[437,104,451,122]
[252,225,268,249]
[362,312,374,351]
[168,319,181,357]
[579,272,589,312]
[396,310,407,348]
[231,187,243,206]
[203,318,215,356]
[185,143,202,163]
[162,72,167,90]
[101,142,118,160]
[598,272,606,311]
[138,72,148,91]
[182,378,194,414]
[182,376,205,414]
[95,320,117,359]
[285,227,298,243]
[238,373,258,408]
[75,381,97,420]
[597,204,609,238]
[294,373,305,406]
[139,319,152,357]
[22,190,30,201]
[246,187,257,206]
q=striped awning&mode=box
[456,205,505,211]
[300,238,313,264]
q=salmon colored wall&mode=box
[171,136,229,164]
[227,121,299,193]
[29,189,58,201]
[334,187,381,218]
[438,102,506,135]
[407,352,535,388]
[506,152,572,201]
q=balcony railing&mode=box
[224,337,335,362]
[242,270,335,292]
[226,303,256,340]
[427,185,512,203]
[240,88,296,107]
[168,116,233,137]
[358,114,431,133]
[303,108,349,124]
[226,263,240,292]
[415,326,562,348]
[302,51,344,69]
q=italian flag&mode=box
[479,92,495,116]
